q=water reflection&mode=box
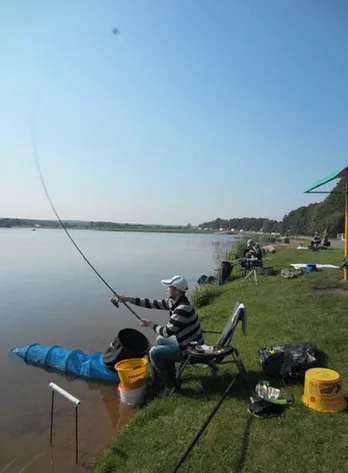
[86,381,133,430]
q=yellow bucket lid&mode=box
[306,368,340,382]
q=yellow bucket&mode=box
[302,368,347,413]
[115,358,148,389]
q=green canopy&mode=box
[304,166,348,193]
[304,166,348,282]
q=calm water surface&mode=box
[0,228,237,472]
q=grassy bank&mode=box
[96,247,348,473]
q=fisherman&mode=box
[110,275,204,397]
[244,240,263,260]
[243,239,255,257]
[310,231,321,249]
[248,242,264,260]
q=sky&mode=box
[1,0,347,225]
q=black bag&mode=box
[103,328,151,371]
[258,343,318,379]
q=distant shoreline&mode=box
[2,225,241,235]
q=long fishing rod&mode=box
[30,113,142,322]
[170,373,242,473]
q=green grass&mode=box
[96,248,348,473]
[191,284,223,307]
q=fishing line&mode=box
[30,94,141,322]
[0,458,18,473]
[17,452,47,473]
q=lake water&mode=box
[0,228,237,472]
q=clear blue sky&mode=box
[1,0,347,225]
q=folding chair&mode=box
[172,302,248,395]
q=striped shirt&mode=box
[128,295,204,350]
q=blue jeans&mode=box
[149,336,183,375]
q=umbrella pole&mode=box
[345,180,348,281]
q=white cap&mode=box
[161,275,188,292]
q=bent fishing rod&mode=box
[30,116,142,322]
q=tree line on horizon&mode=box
[280,179,345,237]
[199,179,346,237]
[198,216,280,233]
[1,180,346,236]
